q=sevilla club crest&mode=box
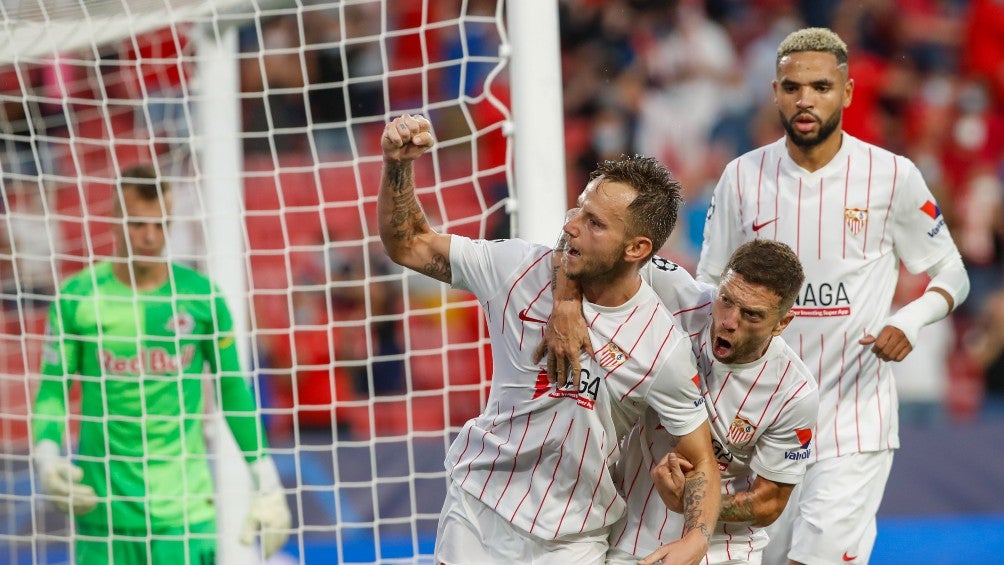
[597,341,628,371]
[727,415,757,447]
[844,207,868,236]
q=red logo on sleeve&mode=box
[920,200,941,220]
[795,428,813,449]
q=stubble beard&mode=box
[565,253,623,290]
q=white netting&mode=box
[0,0,512,562]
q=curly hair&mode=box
[776,27,848,74]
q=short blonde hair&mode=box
[777,27,848,72]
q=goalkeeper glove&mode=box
[34,439,97,515]
[240,456,291,558]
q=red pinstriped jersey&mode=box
[611,326,818,559]
[697,133,961,460]
[446,236,706,541]
[607,261,818,559]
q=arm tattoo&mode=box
[423,254,452,281]
[386,162,429,242]
[719,491,756,523]
[683,471,713,541]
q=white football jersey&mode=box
[609,261,819,559]
[697,133,960,460]
[446,235,706,541]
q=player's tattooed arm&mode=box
[670,421,721,556]
[533,230,590,387]
[384,161,428,242]
[719,490,756,522]
[422,253,452,283]
[639,465,715,565]
[719,476,794,527]
[683,470,714,542]
[378,115,452,284]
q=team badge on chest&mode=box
[844,207,868,236]
[727,415,757,447]
[165,312,196,335]
[597,341,629,371]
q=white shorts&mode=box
[435,480,609,565]
[607,538,763,564]
[762,450,893,565]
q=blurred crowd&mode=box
[2,0,1002,435]
[553,0,1004,422]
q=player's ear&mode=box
[773,310,796,336]
[624,236,652,265]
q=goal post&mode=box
[0,1,566,564]
[193,22,255,564]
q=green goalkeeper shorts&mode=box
[75,520,216,565]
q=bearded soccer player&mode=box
[31,164,291,564]
[696,28,969,565]
[378,114,719,565]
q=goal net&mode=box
[0,0,526,562]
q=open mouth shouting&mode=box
[713,335,733,360]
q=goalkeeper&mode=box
[31,164,291,564]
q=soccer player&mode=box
[378,114,720,565]
[606,240,818,565]
[31,164,291,564]
[696,28,970,564]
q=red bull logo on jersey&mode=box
[726,415,756,447]
[101,345,196,375]
[843,207,868,236]
[597,341,628,370]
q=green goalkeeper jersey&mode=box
[32,261,268,533]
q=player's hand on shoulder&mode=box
[858,325,913,362]
[382,114,435,164]
[533,298,591,388]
